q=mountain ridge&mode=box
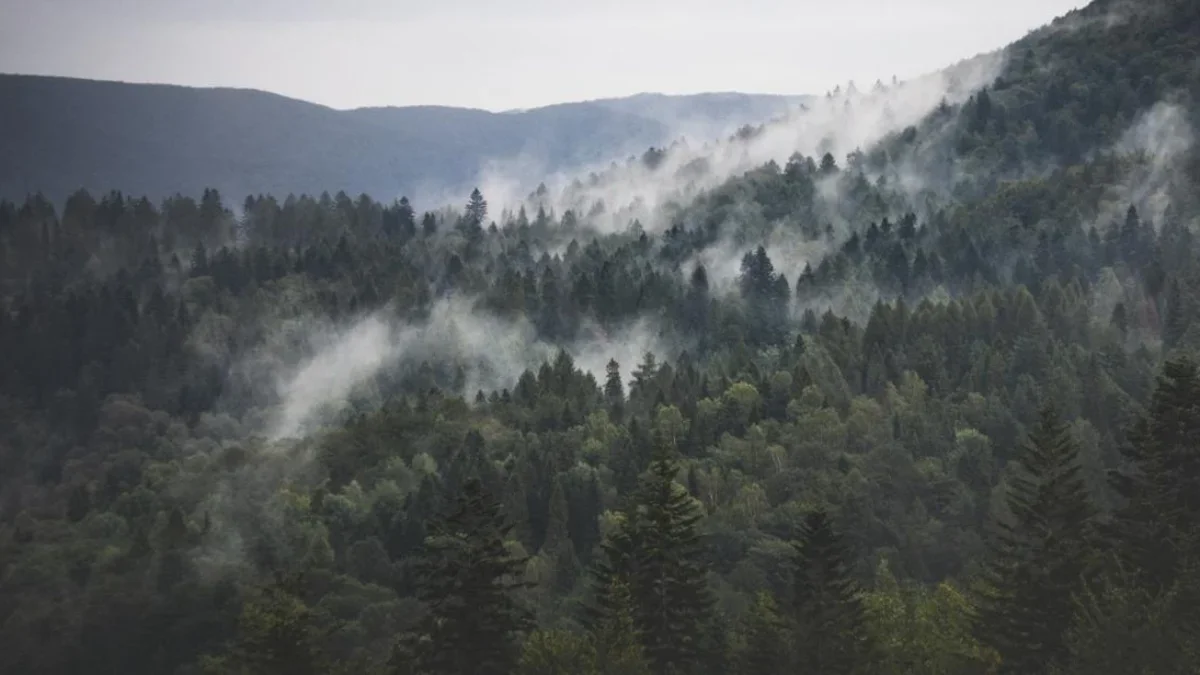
[0,72,809,204]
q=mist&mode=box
[454,50,1005,236]
[260,298,675,442]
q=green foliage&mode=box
[2,2,1200,673]
[791,508,872,674]
[733,592,788,675]
[517,630,598,675]
[976,406,1098,674]
[201,576,331,675]
[393,479,533,675]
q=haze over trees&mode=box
[2,0,1200,673]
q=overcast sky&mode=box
[0,0,1086,111]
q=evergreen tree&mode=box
[605,359,626,418]
[395,478,533,675]
[543,477,578,593]
[629,442,715,675]
[1110,356,1200,590]
[976,405,1097,675]
[201,575,330,675]
[790,509,871,675]
[590,578,652,675]
[588,441,713,675]
[735,593,788,675]
[465,189,488,230]
[1163,280,1189,349]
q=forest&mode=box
[3,0,1200,673]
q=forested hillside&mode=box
[2,0,1200,674]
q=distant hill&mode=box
[0,74,806,205]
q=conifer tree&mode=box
[465,188,488,230]
[201,575,330,675]
[1110,356,1200,590]
[630,440,714,675]
[394,478,533,675]
[543,477,578,593]
[587,438,712,675]
[790,508,871,675]
[976,405,1097,675]
[736,593,788,675]
[590,578,652,675]
[605,358,625,420]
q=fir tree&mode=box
[605,358,626,419]
[465,188,488,229]
[590,578,652,675]
[976,405,1097,675]
[395,478,533,675]
[791,508,871,675]
[201,575,330,675]
[736,593,788,675]
[1110,356,1200,590]
[543,477,578,593]
[587,441,713,675]
[630,442,715,675]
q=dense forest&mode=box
[3,0,1200,673]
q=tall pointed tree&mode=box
[605,358,626,420]
[587,428,712,675]
[394,478,533,675]
[464,188,488,231]
[791,508,871,675]
[976,405,1097,675]
[735,592,788,675]
[629,439,714,675]
[589,578,652,675]
[1110,356,1200,590]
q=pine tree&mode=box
[976,405,1097,675]
[605,358,625,419]
[590,578,652,675]
[1163,280,1188,349]
[543,477,578,593]
[395,478,533,675]
[736,593,788,675]
[1110,356,1200,590]
[790,508,870,675]
[587,442,713,675]
[201,575,330,675]
[629,442,714,675]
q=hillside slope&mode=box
[0,75,804,204]
[4,1,1200,674]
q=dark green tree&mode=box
[1110,356,1200,591]
[394,478,533,675]
[605,359,625,419]
[976,405,1098,675]
[630,441,714,675]
[735,593,788,675]
[790,508,871,675]
[200,575,330,675]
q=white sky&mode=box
[0,0,1087,111]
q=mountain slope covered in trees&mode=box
[0,74,806,204]
[3,0,1200,674]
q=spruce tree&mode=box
[605,358,625,420]
[587,441,713,675]
[631,442,714,675]
[736,593,788,675]
[395,478,533,675]
[1110,356,1200,590]
[790,508,871,675]
[201,575,329,675]
[976,405,1097,675]
[590,578,652,675]
[543,477,578,593]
